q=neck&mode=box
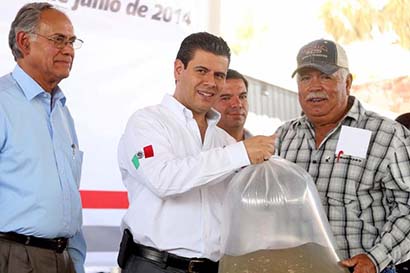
[310,108,350,148]
[224,127,245,142]
[312,122,338,149]
[310,98,352,130]
[18,61,57,93]
[193,113,208,143]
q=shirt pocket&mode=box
[74,149,84,187]
[325,155,367,205]
[65,146,84,188]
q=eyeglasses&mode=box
[31,32,84,49]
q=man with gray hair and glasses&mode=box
[275,39,410,273]
[0,2,85,273]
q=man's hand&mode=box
[339,254,376,273]
[243,135,275,164]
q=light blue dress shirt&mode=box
[0,65,86,273]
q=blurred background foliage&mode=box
[320,0,410,49]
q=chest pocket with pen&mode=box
[64,144,84,187]
[325,154,368,206]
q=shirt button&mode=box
[312,160,317,164]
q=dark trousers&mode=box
[397,260,410,273]
[0,238,76,273]
[122,255,186,273]
[382,266,396,273]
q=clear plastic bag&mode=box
[219,157,349,273]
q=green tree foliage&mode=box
[230,14,256,55]
[228,13,269,55]
[320,0,410,49]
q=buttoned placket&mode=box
[50,97,72,234]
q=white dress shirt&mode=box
[118,94,250,261]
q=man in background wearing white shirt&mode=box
[117,32,275,273]
[213,68,252,141]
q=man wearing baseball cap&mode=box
[275,39,410,273]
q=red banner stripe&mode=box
[80,190,129,209]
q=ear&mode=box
[16,31,32,57]
[174,59,184,82]
[345,73,353,96]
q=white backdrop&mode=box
[0,0,209,269]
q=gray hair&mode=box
[9,2,54,61]
[336,67,350,82]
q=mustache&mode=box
[305,92,328,100]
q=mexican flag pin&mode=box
[132,145,154,170]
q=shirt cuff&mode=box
[224,141,250,168]
[67,230,87,273]
[368,244,391,273]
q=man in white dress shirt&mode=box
[117,32,275,273]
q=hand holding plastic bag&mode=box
[219,157,349,273]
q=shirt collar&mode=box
[207,108,221,125]
[243,128,253,140]
[161,94,221,125]
[344,96,363,123]
[11,65,66,106]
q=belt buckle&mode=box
[24,236,31,245]
[188,259,204,273]
[55,238,66,253]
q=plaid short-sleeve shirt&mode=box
[276,97,410,272]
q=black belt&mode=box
[0,232,68,253]
[131,243,219,273]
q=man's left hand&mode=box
[339,254,376,273]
